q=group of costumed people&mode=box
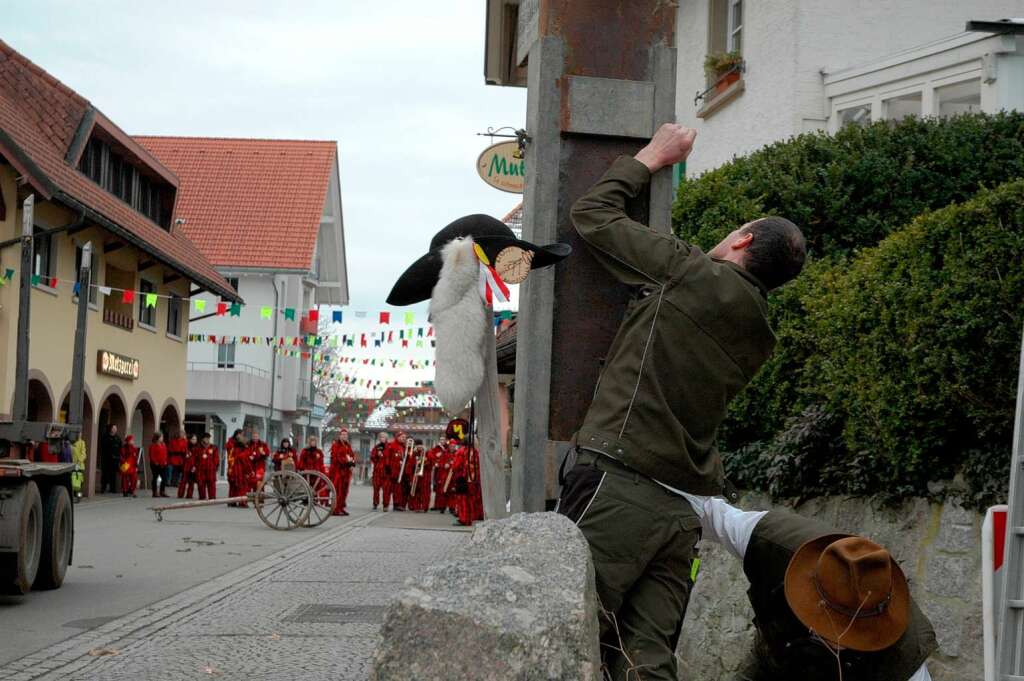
[368,418,483,526]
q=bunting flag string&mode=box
[186,330,437,351]
[3,267,514,329]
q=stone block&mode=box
[370,513,600,681]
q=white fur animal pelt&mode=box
[429,237,487,415]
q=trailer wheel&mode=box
[0,481,43,594]
[34,485,72,590]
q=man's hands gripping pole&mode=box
[634,124,698,173]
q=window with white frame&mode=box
[138,278,157,327]
[937,79,981,118]
[884,92,922,122]
[217,342,236,369]
[727,0,743,53]
[32,226,56,281]
[838,104,872,129]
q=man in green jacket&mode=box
[557,124,806,680]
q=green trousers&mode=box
[557,449,702,681]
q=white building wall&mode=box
[676,0,1024,177]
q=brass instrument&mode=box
[397,437,414,480]
[410,444,427,496]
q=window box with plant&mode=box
[704,51,743,94]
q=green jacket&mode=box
[572,156,775,495]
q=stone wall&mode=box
[677,494,984,681]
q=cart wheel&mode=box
[296,471,336,528]
[254,471,312,530]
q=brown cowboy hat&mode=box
[784,535,910,652]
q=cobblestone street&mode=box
[0,486,468,681]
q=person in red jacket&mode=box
[328,429,356,516]
[450,443,484,526]
[178,434,199,499]
[167,428,188,488]
[384,431,409,511]
[408,439,433,512]
[272,438,296,471]
[226,429,250,507]
[247,431,271,488]
[369,432,389,510]
[195,432,219,501]
[428,441,450,513]
[120,435,140,497]
[149,432,170,497]
[297,436,326,474]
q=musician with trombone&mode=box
[383,431,409,511]
[407,439,432,512]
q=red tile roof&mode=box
[136,136,336,270]
[0,40,238,302]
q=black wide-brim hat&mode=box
[386,214,571,306]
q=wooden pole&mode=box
[476,312,508,519]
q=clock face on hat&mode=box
[494,247,534,284]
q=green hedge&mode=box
[724,180,1024,508]
[673,113,1024,258]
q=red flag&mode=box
[49,277,58,288]
[388,331,394,343]
[216,302,228,316]
[360,334,367,348]
[380,311,390,324]
[122,289,135,304]
[301,352,310,360]
[308,309,319,322]
[402,339,409,348]
[427,326,434,337]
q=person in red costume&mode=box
[225,429,250,507]
[408,439,433,512]
[450,442,484,526]
[428,441,450,513]
[272,438,296,471]
[178,434,199,499]
[120,435,140,497]
[247,430,271,488]
[195,432,219,501]
[328,429,356,516]
[148,432,170,498]
[167,427,188,488]
[297,435,326,474]
[369,432,389,510]
[384,431,409,511]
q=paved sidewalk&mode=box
[1,505,468,681]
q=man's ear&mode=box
[730,231,754,251]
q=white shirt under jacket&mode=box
[666,489,932,681]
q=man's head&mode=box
[377,432,388,444]
[396,432,407,444]
[109,424,118,435]
[339,428,349,442]
[708,217,806,291]
[307,435,318,448]
[202,432,211,444]
[251,431,261,443]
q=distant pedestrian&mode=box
[149,432,169,498]
[328,429,356,516]
[226,429,250,507]
[195,433,219,501]
[370,432,388,510]
[248,431,271,488]
[167,426,189,487]
[120,435,139,497]
[100,424,122,494]
[178,434,200,499]
[71,436,87,499]
[272,438,296,471]
[297,436,326,475]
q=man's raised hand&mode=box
[634,124,698,173]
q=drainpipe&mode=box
[269,276,280,442]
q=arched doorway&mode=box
[160,402,182,439]
[27,378,54,422]
[97,391,128,494]
[131,398,156,491]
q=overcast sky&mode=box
[6,1,526,395]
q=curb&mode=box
[0,512,378,681]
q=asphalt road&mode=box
[0,479,374,668]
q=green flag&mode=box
[260,306,273,319]
[145,293,158,308]
[194,299,207,313]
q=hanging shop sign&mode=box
[476,141,525,194]
[97,350,141,381]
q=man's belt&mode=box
[574,447,662,487]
